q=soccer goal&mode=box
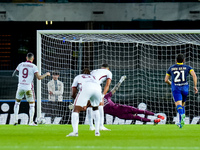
[37,30,200,125]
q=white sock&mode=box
[87,107,94,128]
[72,112,79,133]
[154,114,158,117]
[99,105,104,128]
[151,118,155,122]
[14,101,20,123]
[93,110,100,134]
[29,103,35,123]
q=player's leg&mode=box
[14,88,25,125]
[173,90,184,128]
[89,83,102,136]
[175,100,184,123]
[14,99,21,125]
[133,115,161,124]
[25,89,37,126]
[86,106,95,130]
[99,101,109,130]
[99,100,104,129]
[97,97,110,131]
[182,85,189,115]
[67,89,88,137]
[92,106,100,136]
[179,90,188,127]
[100,100,110,130]
[176,100,185,128]
[28,102,36,125]
[182,102,185,114]
[182,88,188,114]
[121,105,165,120]
[120,113,161,124]
[135,108,165,120]
[131,107,154,115]
[67,106,82,137]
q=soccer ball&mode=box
[37,117,46,124]
[138,103,147,110]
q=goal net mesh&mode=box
[39,31,200,124]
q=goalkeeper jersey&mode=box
[16,61,38,90]
[104,92,138,117]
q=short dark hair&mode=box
[82,68,90,74]
[176,54,184,63]
[27,52,34,59]
[52,70,60,75]
[101,64,109,68]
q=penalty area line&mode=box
[1,146,200,149]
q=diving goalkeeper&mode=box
[88,76,164,127]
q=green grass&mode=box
[0,124,200,150]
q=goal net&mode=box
[37,30,200,125]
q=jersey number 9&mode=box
[22,68,28,78]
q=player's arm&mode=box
[190,70,198,94]
[164,74,171,85]
[68,86,78,110]
[71,87,78,99]
[12,70,19,78]
[102,78,111,96]
[111,75,126,95]
[35,72,50,80]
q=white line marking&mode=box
[1,146,200,149]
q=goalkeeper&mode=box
[87,76,164,125]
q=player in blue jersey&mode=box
[165,54,198,128]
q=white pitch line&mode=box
[1,146,200,149]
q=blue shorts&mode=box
[172,88,189,102]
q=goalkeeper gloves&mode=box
[68,103,74,110]
[119,75,126,83]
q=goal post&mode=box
[36,30,200,125]
[37,32,42,120]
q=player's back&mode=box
[167,63,193,88]
[91,69,112,84]
[72,74,98,89]
[16,61,38,90]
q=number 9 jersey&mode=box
[166,63,193,92]
[16,61,38,90]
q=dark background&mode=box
[1,20,200,70]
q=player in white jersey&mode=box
[87,64,112,131]
[67,68,102,137]
[12,53,50,126]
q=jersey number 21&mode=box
[174,71,185,82]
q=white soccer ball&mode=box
[138,103,147,110]
[37,117,46,124]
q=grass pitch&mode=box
[0,124,200,150]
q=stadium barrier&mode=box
[1,100,199,125]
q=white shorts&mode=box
[74,82,102,107]
[15,88,35,102]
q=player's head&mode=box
[82,68,90,74]
[176,54,185,63]
[101,64,109,70]
[52,70,59,80]
[26,52,34,62]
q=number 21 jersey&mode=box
[16,61,38,90]
[166,63,193,91]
